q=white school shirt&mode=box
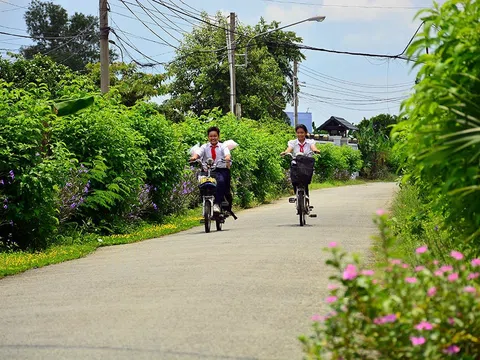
[195,142,231,168]
[287,139,315,155]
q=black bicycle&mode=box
[190,158,237,233]
[283,152,316,226]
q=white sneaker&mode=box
[213,204,221,213]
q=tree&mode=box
[357,114,398,136]
[21,0,106,72]
[164,13,304,121]
[86,62,167,107]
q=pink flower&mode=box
[343,264,358,281]
[410,336,426,346]
[390,259,402,265]
[472,259,480,267]
[415,266,425,272]
[427,287,437,297]
[415,321,433,330]
[405,277,418,284]
[433,260,439,265]
[361,270,375,276]
[440,265,453,272]
[328,241,338,248]
[468,272,479,280]
[311,314,324,322]
[443,345,460,354]
[416,245,428,254]
[326,296,338,303]
[448,318,455,325]
[376,208,386,216]
[464,286,476,294]
[327,284,339,290]
[402,264,409,269]
[373,314,397,324]
[434,270,444,277]
[448,273,459,282]
[450,251,464,260]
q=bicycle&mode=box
[190,158,237,233]
[282,152,317,226]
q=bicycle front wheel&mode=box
[298,190,306,226]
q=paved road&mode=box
[0,183,396,360]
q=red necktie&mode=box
[299,142,305,152]
[211,145,217,160]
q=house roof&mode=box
[318,116,359,131]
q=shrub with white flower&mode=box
[299,212,480,359]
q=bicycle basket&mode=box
[290,156,315,185]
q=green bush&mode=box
[393,0,480,250]
[314,144,362,182]
[300,212,480,359]
[0,82,73,249]
[389,184,459,264]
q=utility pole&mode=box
[227,12,237,115]
[99,0,110,94]
[293,59,298,126]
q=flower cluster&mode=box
[127,184,159,221]
[57,166,91,223]
[300,212,480,359]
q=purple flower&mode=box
[70,203,76,209]
[9,220,13,226]
[152,203,158,211]
[443,345,460,355]
[0,179,4,185]
[8,170,14,180]
[3,204,7,210]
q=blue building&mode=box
[285,112,312,133]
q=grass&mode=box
[0,209,203,278]
[0,180,367,279]
[310,179,366,190]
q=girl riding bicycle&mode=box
[281,124,320,196]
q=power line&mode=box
[0,0,28,12]
[300,64,413,88]
[119,0,179,49]
[133,0,182,42]
[260,0,426,9]
[0,30,84,40]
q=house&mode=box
[317,116,358,137]
[314,116,359,150]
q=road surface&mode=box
[0,182,396,360]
